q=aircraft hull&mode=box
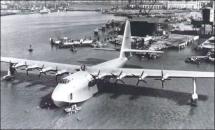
[52,72,98,107]
[53,85,98,107]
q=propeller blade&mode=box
[161,70,164,78]
[90,74,96,79]
[97,70,100,76]
[41,65,44,70]
[118,71,123,77]
[26,69,29,75]
[161,80,165,88]
[136,80,140,86]
[111,73,116,78]
[142,80,147,83]
[140,71,144,77]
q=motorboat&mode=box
[40,7,50,14]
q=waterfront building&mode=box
[166,0,211,10]
[1,1,8,10]
[127,0,211,10]
[138,2,165,10]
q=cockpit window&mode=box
[70,93,73,100]
[58,79,70,84]
[80,64,86,71]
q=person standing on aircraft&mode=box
[145,52,150,60]
[81,64,86,71]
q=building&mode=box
[1,1,8,10]
[138,2,165,10]
[202,7,214,23]
[127,0,211,10]
[166,0,211,10]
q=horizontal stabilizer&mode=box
[123,49,164,54]
[93,48,117,51]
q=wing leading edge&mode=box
[88,68,215,79]
[1,57,80,73]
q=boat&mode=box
[207,51,215,62]
[208,56,215,62]
[80,39,94,47]
[185,57,201,65]
[40,7,50,14]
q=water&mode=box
[1,11,124,63]
[1,11,214,129]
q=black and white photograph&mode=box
[1,0,214,129]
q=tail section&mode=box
[119,20,132,58]
[119,20,163,58]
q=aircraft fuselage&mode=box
[51,57,128,106]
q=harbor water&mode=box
[1,11,214,129]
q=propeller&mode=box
[39,71,44,77]
[39,68,46,78]
[9,62,14,68]
[55,67,69,82]
[39,65,56,78]
[26,64,44,76]
[114,71,125,85]
[90,70,100,80]
[26,68,29,75]
[154,70,171,88]
[136,71,147,86]
[19,62,28,70]
[9,62,16,75]
[89,70,101,87]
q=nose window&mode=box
[59,79,70,84]
[70,93,73,100]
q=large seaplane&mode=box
[1,20,214,107]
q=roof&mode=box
[131,17,168,24]
[139,2,164,6]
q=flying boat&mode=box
[1,20,214,107]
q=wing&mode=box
[119,68,214,78]
[88,68,214,79]
[1,57,80,73]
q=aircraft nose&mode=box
[51,84,69,107]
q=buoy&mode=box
[28,44,33,52]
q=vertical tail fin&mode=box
[119,20,131,58]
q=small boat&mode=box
[64,104,81,114]
[185,57,201,65]
[70,46,77,52]
[28,45,33,52]
[208,55,214,62]
[40,7,50,14]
